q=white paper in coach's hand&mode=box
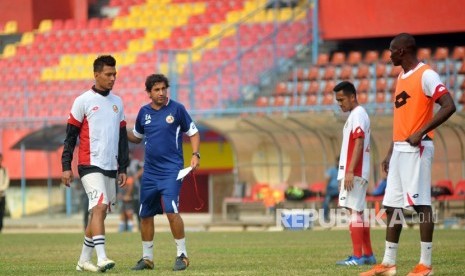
[177,166,192,180]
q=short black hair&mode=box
[145,74,170,92]
[333,81,356,95]
[93,55,116,72]
[393,33,417,55]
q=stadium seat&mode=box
[376,78,387,92]
[306,66,319,80]
[357,91,368,104]
[432,179,454,201]
[306,81,320,94]
[275,82,288,95]
[330,51,346,66]
[380,49,391,63]
[305,93,318,105]
[316,53,329,66]
[389,65,402,77]
[355,64,369,79]
[417,47,432,61]
[434,47,449,61]
[347,51,362,65]
[375,63,386,78]
[339,64,353,80]
[363,50,379,64]
[322,66,336,80]
[357,79,370,93]
[445,180,465,201]
[452,46,465,60]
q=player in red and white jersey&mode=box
[362,33,456,276]
[61,55,129,273]
[334,81,375,267]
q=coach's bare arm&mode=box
[127,129,143,144]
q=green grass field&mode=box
[1,228,464,275]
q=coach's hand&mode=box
[62,170,73,187]
[191,155,200,171]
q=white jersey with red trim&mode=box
[337,105,370,181]
[67,89,126,171]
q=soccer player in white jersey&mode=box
[61,55,129,272]
[128,74,200,271]
[362,33,456,276]
[333,81,375,266]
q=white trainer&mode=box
[97,259,115,272]
[76,260,99,272]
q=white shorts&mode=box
[383,141,434,208]
[338,176,368,212]
[81,173,117,213]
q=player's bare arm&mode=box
[344,137,364,192]
[382,142,393,174]
[189,132,201,170]
[127,129,143,144]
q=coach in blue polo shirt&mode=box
[127,74,200,272]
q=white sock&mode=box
[382,241,398,265]
[79,236,94,262]
[419,242,432,266]
[93,235,107,262]
[142,241,154,261]
[175,238,187,257]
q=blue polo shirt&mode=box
[133,99,198,179]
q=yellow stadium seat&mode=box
[20,32,34,45]
[226,11,242,24]
[279,9,293,21]
[59,55,75,67]
[41,67,55,81]
[38,19,52,33]
[2,44,16,58]
[4,21,18,34]
[112,17,128,29]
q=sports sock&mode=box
[142,241,154,261]
[349,213,363,258]
[175,238,187,257]
[79,236,94,263]
[93,235,107,262]
[419,241,432,266]
[382,241,398,265]
[362,221,373,256]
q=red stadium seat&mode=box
[364,50,379,64]
[389,65,402,77]
[255,96,269,107]
[306,67,319,80]
[376,63,386,78]
[358,91,368,104]
[376,78,387,92]
[452,46,465,60]
[322,66,336,80]
[355,64,369,79]
[380,49,391,63]
[339,64,353,80]
[305,93,318,105]
[357,79,370,93]
[330,51,346,66]
[347,51,362,65]
[316,53,329,66]
[433,47,449,61]
[417,47,432,61]
[306,81,320,94]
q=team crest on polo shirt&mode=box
[112,105,118,113]
[166,114,174,124]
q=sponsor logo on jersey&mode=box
[113,105,118,113]
[166,114,174,124]
[145,114,151,125]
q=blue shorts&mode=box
[139,175,182,218]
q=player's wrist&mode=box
[192,152,200,159]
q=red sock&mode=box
[349,221,363,258]
[362,223,373,256]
